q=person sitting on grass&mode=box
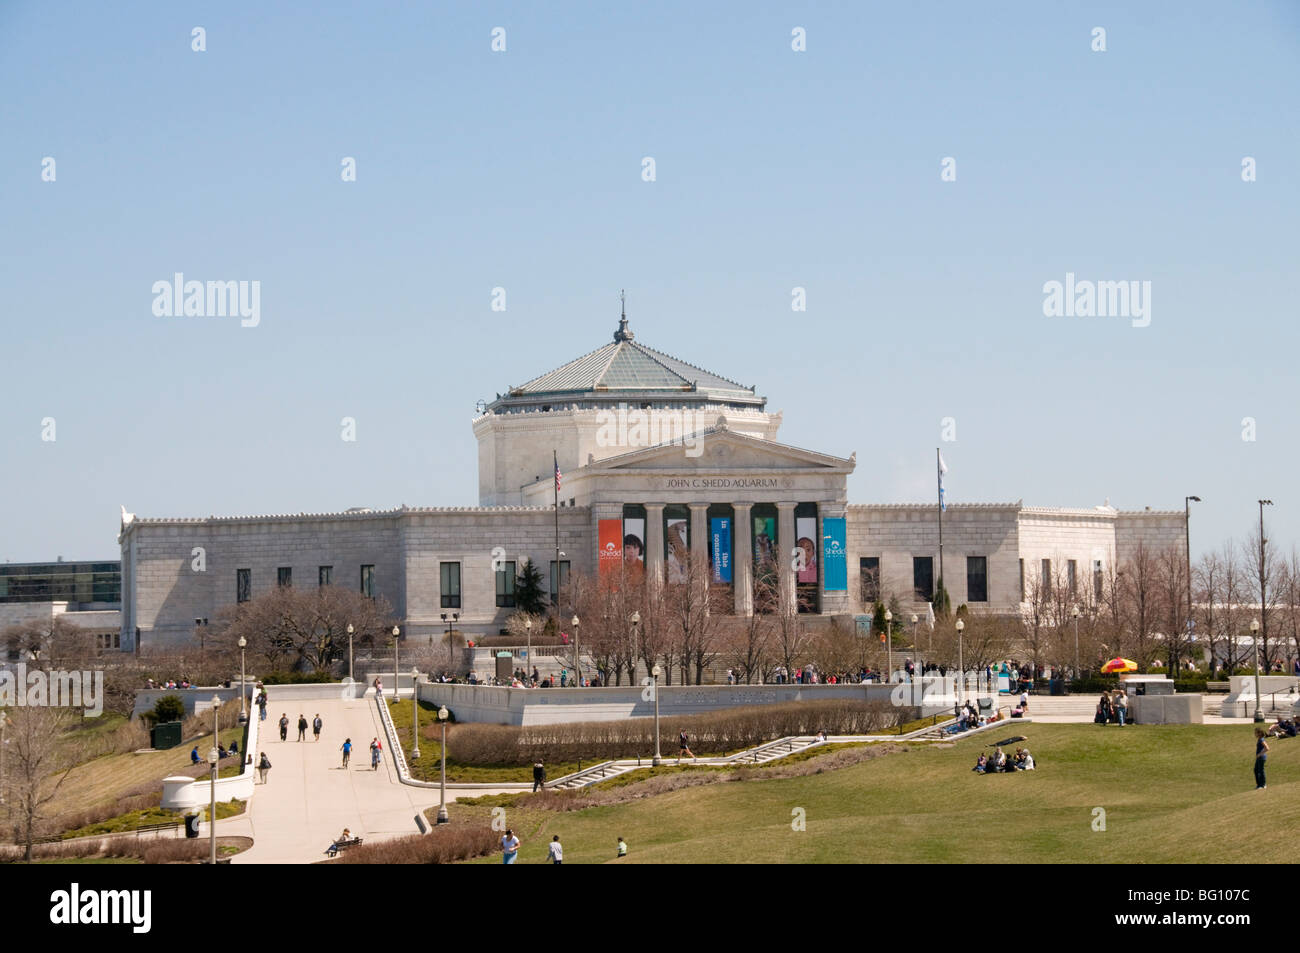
[972,753,988,774]
[1267,718,1297,738]
[1017,748,1035,771]
[190,747,201,764]
[218,744,228,759]
[993,747,1007,771]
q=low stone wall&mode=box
[416,677,957,726]
[161,696,261,810]
[1222,674,1298,713]
[1130,694,1203,725]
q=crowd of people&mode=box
[146,677,193,690]
[972,745,1035,773]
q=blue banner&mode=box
[710,517,732,583]
[823,517,847,591]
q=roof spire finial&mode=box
[614,289,634,342]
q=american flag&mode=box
[555,461,562,492]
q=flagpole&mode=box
[936,448,945,612]
[554,449,561,649]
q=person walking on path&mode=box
[501,828,520,864]
[258,752,271,784]
[548,835,563,864]
[1255,727,1270,790]
[677,730,696,762]
[297,714,308,741]
[313,714,323,740]
[616,836,628,859]
[279,714,289,741]
[370,737,383,770]
[341,738,353,769]
[373,676,383,698]
[257,691,267,722]
[532,761,546,792]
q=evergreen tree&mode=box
[515,558,548,615]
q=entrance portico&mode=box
[530,424,856,618]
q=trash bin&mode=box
[1049,678,1064,696]
[184,813,201,839]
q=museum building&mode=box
[117,311,1185,651]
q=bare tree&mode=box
[217,585,395,675]
[5,706,83,861]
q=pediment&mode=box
[590,429,854,473]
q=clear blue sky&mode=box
[1,1,1297,562]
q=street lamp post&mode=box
[911,614,919,680]
[525,617,533,685]
[1071,606,1081,682]
[208,692,220,865]
[884,610,893,681]
[651,663,663,766]
[955,619,966,704]
[572,615,581,687]
[1259,500,1274,676]
[1183,496,1200,676]
[1250,619,1264,723]
[237,636,247,722]
[440,613,459,675]
[346,624,354,683]
[392,626,400,703]
[410,667,422,760]
[436,706,450,824]
[630,610,641,685]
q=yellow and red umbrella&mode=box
[1101,657,1138,674]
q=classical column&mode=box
[645,503,665,591]
[777,502,797,616]
[734,503,753,616]
[688,504,709,580]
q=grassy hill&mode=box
[461,723,1293,864]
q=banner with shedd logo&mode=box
[823,517,847,591]
[598,519,623,577]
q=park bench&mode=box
[1206,681,1230,693]
[326,837,363,857]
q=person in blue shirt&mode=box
[190,747,201,764]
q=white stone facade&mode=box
[115,320,1187,652]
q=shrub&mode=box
[432,700,902,766]
[261,671,337,685]
[152,695,185,723]
[337,826,498,864]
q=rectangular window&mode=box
[859,557,880,604]
[1067,559,1077,598]
[1041,559,1052,596]
[237,568,251,604]
[95,632,120,652]
[912,557,934,602]
[440,562,461,609]
[319,566,332,587]
[277,567,292,588]
[496,560,517,608]
[1093,560,1104,601]
[550,560,570,607]
[966,556,988,603]
[360,565,375,598]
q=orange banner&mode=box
[598,519,623,578]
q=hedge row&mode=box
[337,825,498,864]
[435,700,906,766]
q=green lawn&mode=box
[459,724,1299,864]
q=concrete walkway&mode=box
[222,693,514,864]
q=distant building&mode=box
[116,310,1185,652]
[0,560,122,654]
